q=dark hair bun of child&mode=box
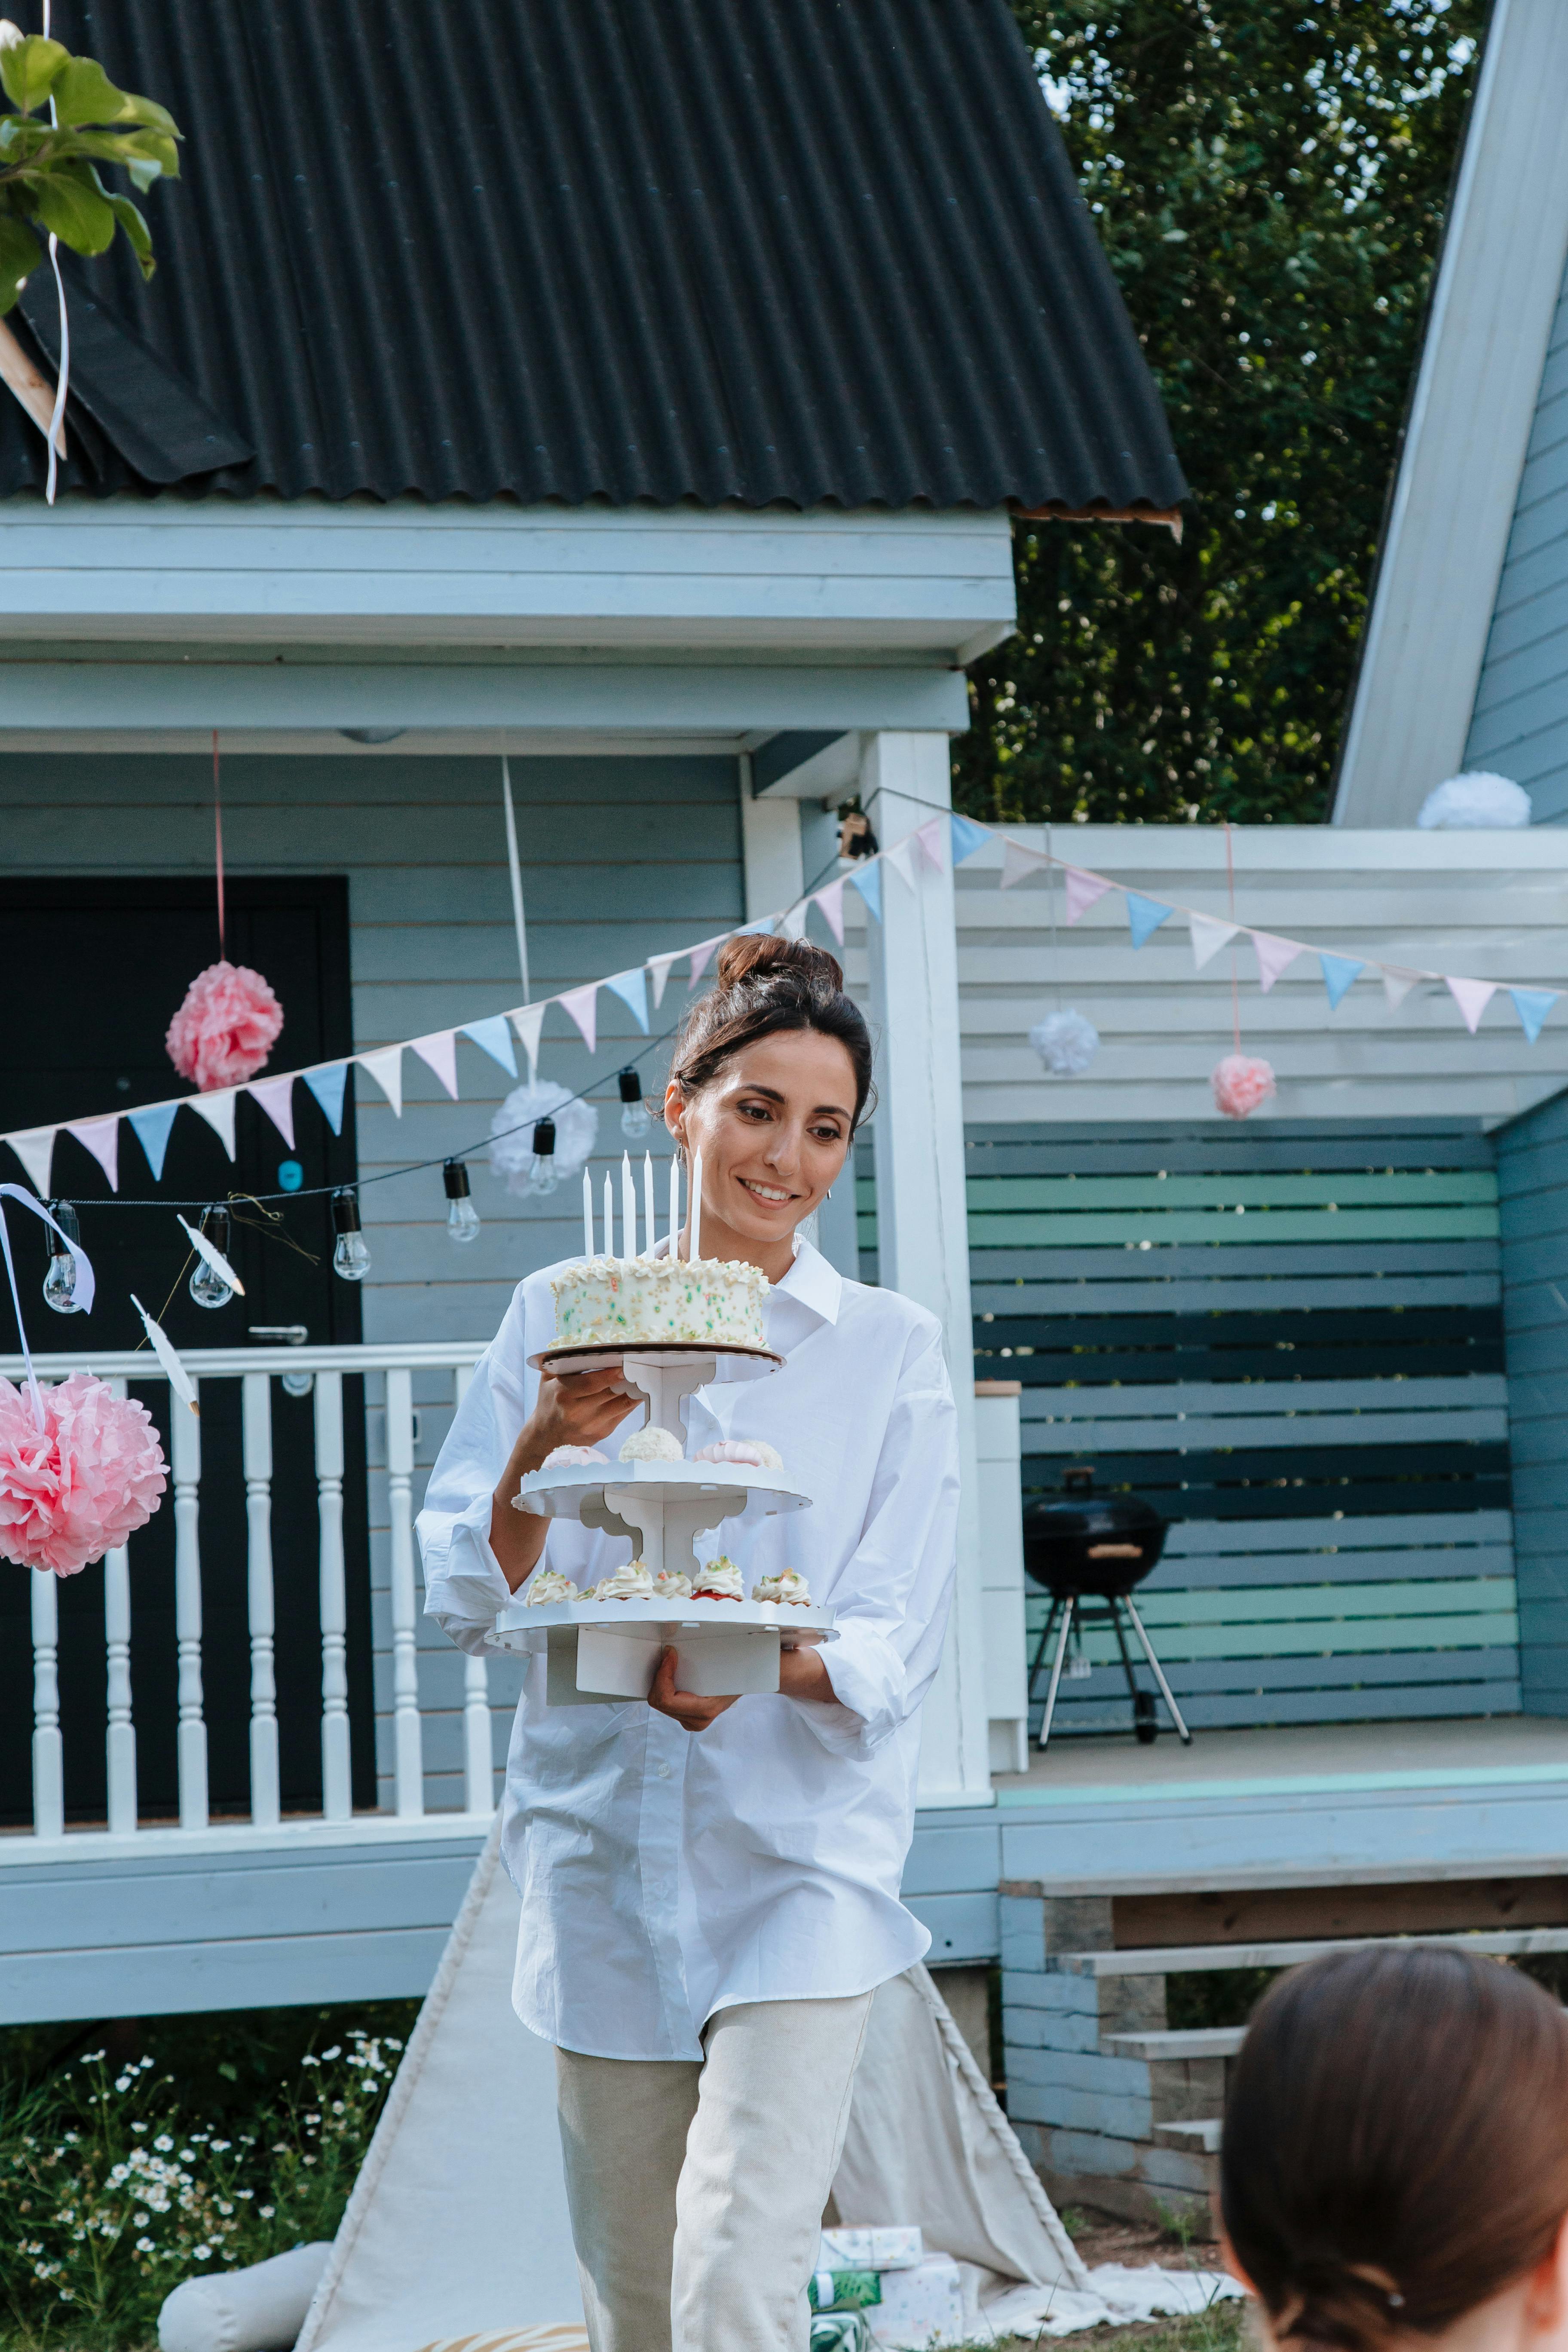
[714,934,845,994]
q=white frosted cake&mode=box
[551,1255,770,1350]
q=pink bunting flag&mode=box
[410,1031,460,1099]
[814,877,846,944]
[247,1074,296,1148]
[1446,975,1498,1035]
[558,984,598,1053]
[649,952,683,1011]
[915,817,946,873]
[7,1127,57,1197]
[67,1115,119,1192]
[187,1090,238,1158]
[1064,867,1114,925]
[1000,838,1049,890]
[689,935,724,988]
[1251,932,1305,994]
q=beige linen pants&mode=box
[554,1991,874,2352]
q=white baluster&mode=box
[454,1363,493,1814]
[242,1371,280,1829]
[170,1380,208,1831]
[315,1370,352,1822]
[31,1567,63,1840]
[386,1367,424,1818]
[103,1375,138,1835]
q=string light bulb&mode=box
[331,1188,371,1281]
[189,1206,236,1309]
[618,1067,650,1141]
[527,1118,560,1196]
[42,1200,83,1314]
[443,1158,481,1244]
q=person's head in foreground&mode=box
[1222,1947,1568,2352]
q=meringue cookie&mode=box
[752,1569,811,1607]
[619,1424,684,1464]
[542,1443,609,1467]
[693,1438,784,1473]
[593,1560,656,1600]
[525,1568,579,1605]
[652,1567,694,1600]
[692,1556,744,1601]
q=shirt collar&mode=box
[651,1228,842,1327]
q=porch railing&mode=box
[7,1342,487,1851]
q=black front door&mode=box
[0,878,375,1826]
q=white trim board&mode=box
[1333,0,1568,824]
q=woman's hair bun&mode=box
[714,934,845,994]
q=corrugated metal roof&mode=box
[2,0,1186,511]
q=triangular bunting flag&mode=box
[460,1015,517,1078]
[7,1126,56,1196]
[304,1063,349,1136]
[1001,839,1049,890]
[509,1002,545,1082]
[604,970,650,1035]
[1189,913,1240,971]
[1381,966,1422,1009]
[1510,987,1558,1044]
[849,861,882,923]
[247,1074,297,1148]
[1252,932,1305,993]
[1320,953,1365,1011]
[949,812,991,865]
[128,1101,179,1182]
[1446,975,1498,1035]
[411,1031,460,1099]
[1064,867,1114,925]
[781,902,810,941]
[649,952,683,1011]
[814,877,847,944]
[886,837,918,891]
[1126,893,1174,950]
[689,935,724,988]
[187,1090,238,1159]
[915,817,946,873]
[558,984,598,1053]
[66,1115,120,1191]
[358,1045,404,1117]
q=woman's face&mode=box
[664,1028,857,1257]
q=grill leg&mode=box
[1027,1597,1063,1705]
[1036,1594,1075,1752]
[1122,1593,1193,1744]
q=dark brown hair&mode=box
[1222,1947,1568,2352]
[668,935,874,1130]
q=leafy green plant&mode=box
[0,19,179,315]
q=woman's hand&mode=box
[647,1639,837,1733]
[489,1366,635,1592]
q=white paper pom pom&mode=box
[1029,1007,1099,1075]
[1416,772,1532,830]
[489,1079,598,1194]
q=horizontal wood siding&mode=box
[1496,1088,1568,1712]
[864,1119,1519,1734]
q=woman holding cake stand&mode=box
[419,936,960,2352]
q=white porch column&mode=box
[738,753,805,919]
[859,731,991,1808]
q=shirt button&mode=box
[655,1760,672,1779]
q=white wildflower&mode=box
[321,2045,341,2061]
[135,2236,155,2254]
[153,2135,174,2153]
[259,2205,274,2219]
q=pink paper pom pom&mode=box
[1211,1053,1277,1120]
[166,960,284,1091]
[0,1373,167,1577]
[542,1444,609,1466]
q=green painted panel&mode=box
[1067,1612,1519,1664]
[1131,1578,1516,1629]
[965,1173,1499,1211]
[966,1208,1499,1247]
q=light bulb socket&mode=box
[200,1205,231,1256]
[331,1188,362,1236]
[45,1200,79,1257]
[443,1158,471,1200]
[532,1118,557,1159]
[617,1068,642,1105]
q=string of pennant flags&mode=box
[5,809,1560,1201]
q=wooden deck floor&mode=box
[994,1712,1568,1801]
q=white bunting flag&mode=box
[509,1001,545,1082]
[1381,966,1423,1009]
[357,1045,404,1117]
[410,1031,460,1099]
[187,1090,238,1158]
[649,952,683,1011]
[814,878,847,944]
[1189,913,1240,971]
[67,1115,120,1192]
[885,837,918,891]
[558,985,598,1053]
[7,1126,57,1196]
[1446,976,1498,1035]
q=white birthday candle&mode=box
[583,1167,594,1259]
[643,1152,656,1256]
[691,1149,703,1263]
[622,1152,637,1260]
[603,1172,616,1261]
[669,1154,680,1259]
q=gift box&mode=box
[866,2252,965,2348]
[810,2268,882,2312]
[820,2225,925,2272]
[811,2316,870,2352]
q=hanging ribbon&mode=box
[0,1185,97,1429]
[213,729,226,957]
[41,0,69,508]
[502,754,530,1001]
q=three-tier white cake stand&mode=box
[487,1340,836,1703]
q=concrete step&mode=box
[1154,2118,1223,2155]
[1055,1925,1568,1977]
[1105,2027,1246,2060]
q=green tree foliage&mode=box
[954,1,1485,827]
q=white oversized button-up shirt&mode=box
[417,1238,960,2060]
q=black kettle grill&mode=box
[1022,1467,1191,1750]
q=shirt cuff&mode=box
[802,1621,908,1758]
[419,1491,513,1643]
